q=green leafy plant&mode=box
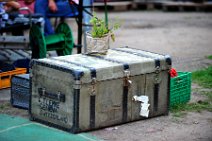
[90,15,120,42]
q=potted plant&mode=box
[86,15,120,54]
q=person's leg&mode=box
[34,0,54,35]
[46,0,78,17]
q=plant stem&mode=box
[104,0,108,29]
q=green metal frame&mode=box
[30,23,74,59]
[55,22,74,56]
[30,25,47,59]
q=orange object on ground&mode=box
[0,68,27,89]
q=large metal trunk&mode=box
[30,47,171,133]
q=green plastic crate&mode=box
[170,72,191,107]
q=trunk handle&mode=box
[38,88,65,102]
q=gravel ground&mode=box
[90,11,212,141]
[107,11,212,72]
[1,11,212,141]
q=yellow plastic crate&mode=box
[0,68,27,89]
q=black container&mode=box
[11,74,30,109]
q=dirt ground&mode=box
[90,11,212,141]
[1,11,212,141]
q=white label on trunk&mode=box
[133,95,150,117]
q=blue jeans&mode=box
[35,0,78,35]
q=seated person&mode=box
[34,0,78,36]
[0,1,20,20]
[0,1,41,35]
[0,1,20,32]
[1,1,20,13]
[18,0,35,14]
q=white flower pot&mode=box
[86,32,110,54]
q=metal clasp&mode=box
[39,87,45,96]
[57,91,61,100]
[155,66,160,74]
[74,80,81,89]
[90,77,97,96]
[154,66,161,84]
[124,69,132,86]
